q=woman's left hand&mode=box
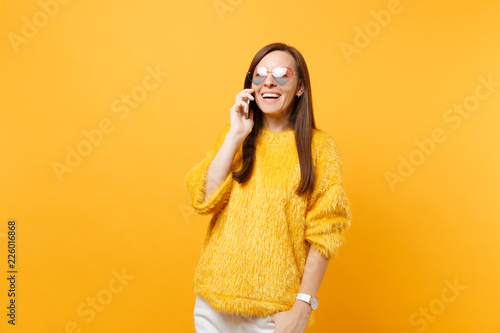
[271,301,312,333]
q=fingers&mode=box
[237,100,249,118]
[236,89,254,104]
[234,89,254,119]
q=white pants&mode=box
[194,295,277,333]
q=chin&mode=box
[258,104,287,114]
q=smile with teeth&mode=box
[262,93,282,101]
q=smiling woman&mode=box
[185,42,352,333]
[245,49,304,131]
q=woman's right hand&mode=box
[228,88,255,141]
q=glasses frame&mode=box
[247,66,296,86]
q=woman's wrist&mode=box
[293,300,313,317]
[225,131,245,147]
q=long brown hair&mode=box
[233,42,316,196]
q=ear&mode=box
[296,81,305,97]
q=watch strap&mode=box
[296,293,312,304]
[296,292,318,310]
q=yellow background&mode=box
[1,0,499,332]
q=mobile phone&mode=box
[246,94,253,119]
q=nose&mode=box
[263,73,276,87]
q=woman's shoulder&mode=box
[311,127,344,167]
[311,127,339,150]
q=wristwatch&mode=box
[295,293,319,310]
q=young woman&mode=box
[185,42,352,333]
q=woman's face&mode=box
[251,51,304,117]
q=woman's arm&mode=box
[272,246,329,332]
[203,132,242,203]
[298,246,329,300]
[293,246,329,318]
[298,246,329,298]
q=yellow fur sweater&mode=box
[184,123,351,328]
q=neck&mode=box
[262,113,292,133]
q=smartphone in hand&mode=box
[246,93,253,119]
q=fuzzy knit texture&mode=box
[184,123,351,328]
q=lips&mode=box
[262,96,281,103]
[261,92,282,102]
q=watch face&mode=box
[311,296,318,310]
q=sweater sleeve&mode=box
[304,136,352,260]
[184,123,236,215]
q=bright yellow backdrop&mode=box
[1,0,499,332]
